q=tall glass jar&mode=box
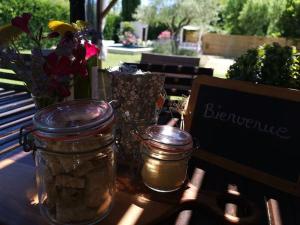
[139,125,193,192]
[32,100,116,225]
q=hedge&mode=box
[103,13,121,42]
[0,0,69,49]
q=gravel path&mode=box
[200,55,235,78]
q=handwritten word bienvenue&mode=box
[203,103,290,140]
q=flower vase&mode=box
[31,95,62,110]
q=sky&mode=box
[141,0,174,6]
[141,0,150,5]
[114,0,151,12]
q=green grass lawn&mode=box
[213,71,227,78]
[0,53,142,85]
[102,53,227,77]
[102,53,141,68]
[0,52,227,85]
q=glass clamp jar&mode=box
[136,125,193,193]
[24,100,117,225]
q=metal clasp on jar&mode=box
[19,124,37,152]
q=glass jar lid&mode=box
[142,125,193,153]
[33,100,114,138]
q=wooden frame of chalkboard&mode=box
[186,76,300,196]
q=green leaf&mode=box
[74,56,98,99]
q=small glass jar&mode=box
[139,125,193,192]
[31,100,116,225]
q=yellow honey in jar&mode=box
[139,125,193,192]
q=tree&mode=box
[222,0,287,36]
[103,13,122,41]
[0,0,69,49]
[277,0,300,38]
[121,0,141,21]
[221,0,245,34]
[134,0,220,54]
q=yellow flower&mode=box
[48,20,77,35]
[72,20,88,31]
[0,24,23,45]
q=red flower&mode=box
[73,44,86,60]
[11,13,32,34]
[49,79,71,97]
[44,52,72,77]
[84,42,99,60]
[158,30,171,40]
[72,59,88,77]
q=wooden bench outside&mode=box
[141,52,200,67]
[124,63,213,96]
[138,52,212,96]
[124,53,213,127]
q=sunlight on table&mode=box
[175,168,205,225]
[0,151,29,170]
[117,204,144,225]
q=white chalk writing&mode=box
[203,103,290,140]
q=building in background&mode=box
[179,25,202,53]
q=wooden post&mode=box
[95,0,118,100]
[82,0,119,99]
[69,0,85,23]
[97,0,119,70]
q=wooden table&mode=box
[0,151,206,225]
[1,150,299,225]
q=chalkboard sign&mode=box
[186,76,300,196]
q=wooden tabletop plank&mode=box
[0,103,35,118]
[0,115,33,131]
[0,154,45,225]
[0,153,176,225]
[0,92,29,102]
[0,98,33,112]
[0,117,32,134]
[0,109,35,125]
[0,92,30,101]
[0,90,15,97]
[0,129,20,142]
[0,142,21,156]
[0,120,32,145]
